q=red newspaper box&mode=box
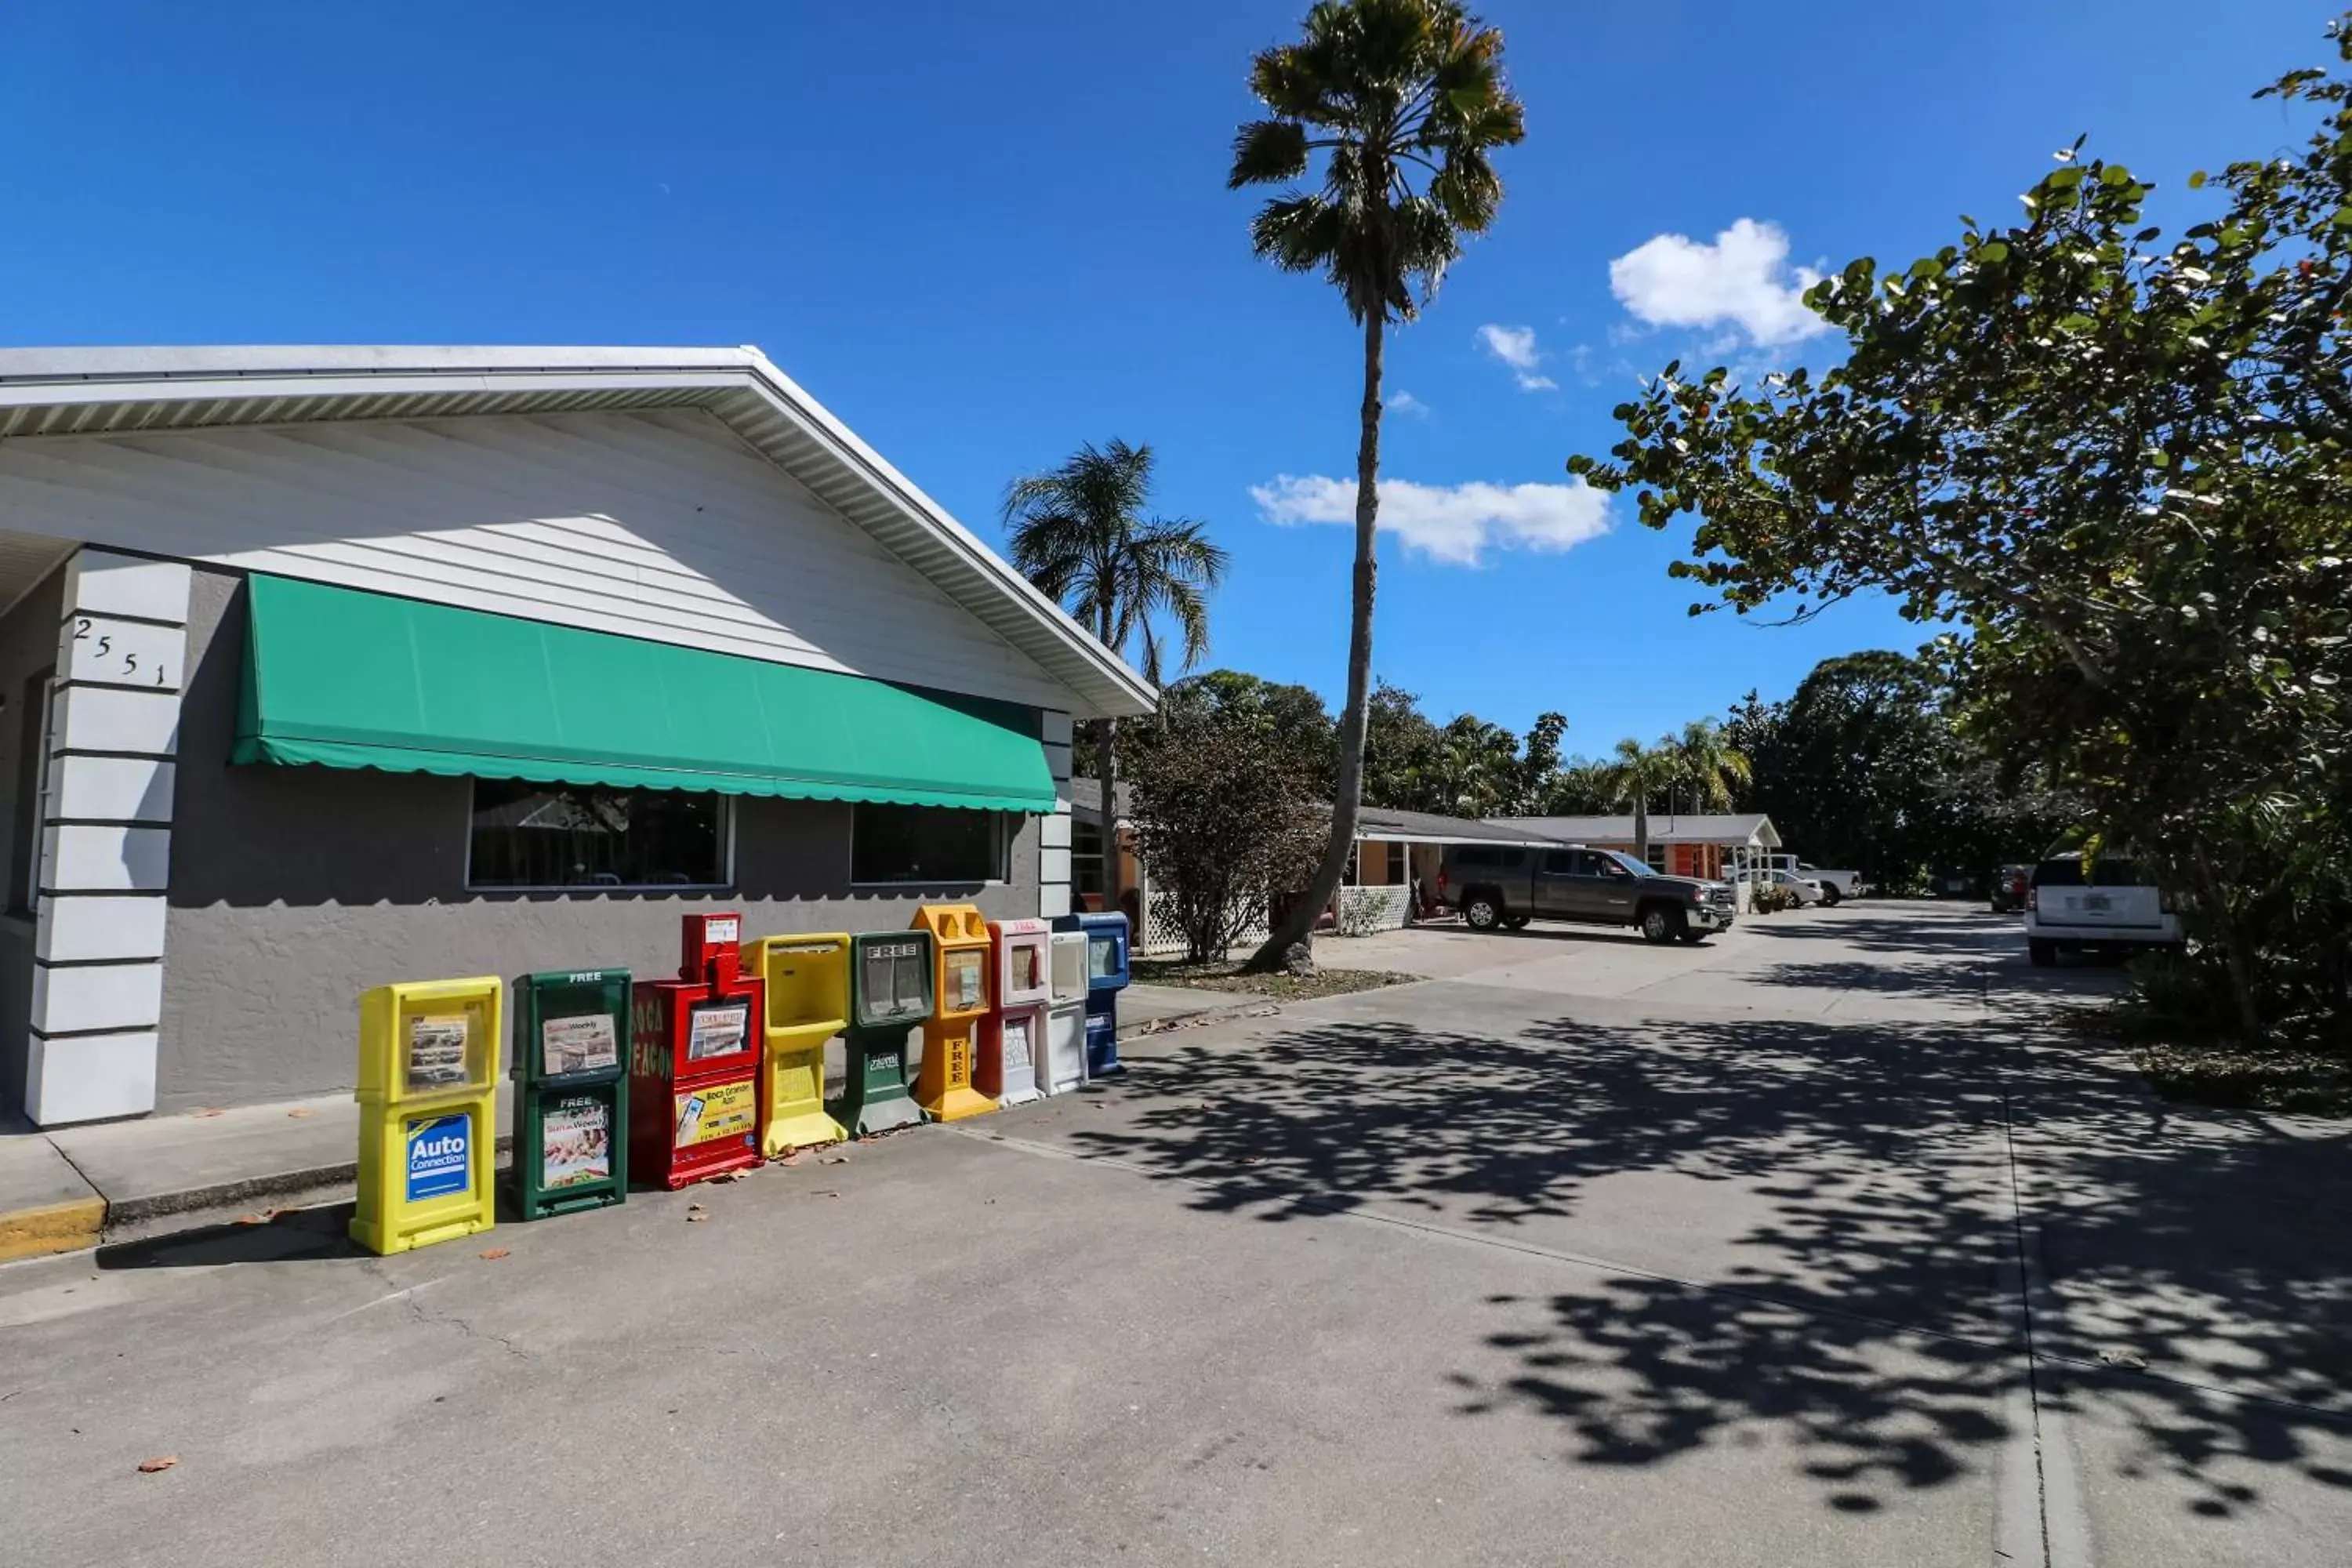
[630,912,767,1189]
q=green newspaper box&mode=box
[512,967,632,1220]
[829,930,933,1137]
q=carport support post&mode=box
[20,550,189,1127]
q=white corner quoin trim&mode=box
[23,549,187,1125]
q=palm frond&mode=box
[1229,119,1311,188]
[1250,194,1348,277]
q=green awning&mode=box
[231,575,1054,812]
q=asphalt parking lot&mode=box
[1332,897,2132,1023]
[3,903,2345,1568]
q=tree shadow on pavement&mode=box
[1068,1005,2352,1525]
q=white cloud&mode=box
[1607,218,1828,347]
[1388,388,1432,418]
[1475,323,1558,390]
[1250,473,1610,568]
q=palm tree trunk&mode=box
[1250,310,1383,971]
[1634,796,1650,866]
[1097,598,1124,920]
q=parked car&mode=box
[1738,866,1826,906]
[1764,855,1864,906]
[1439,843,1736,944]
[1990,864,2031,913]
[2025,852,2184,965]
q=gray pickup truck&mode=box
[1437,843,1737,944]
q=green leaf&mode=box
[2188,169,2208,189]
[1978,241,2010,263]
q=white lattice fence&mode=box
[1143,889,1272,958]
[1334,884,1412,936]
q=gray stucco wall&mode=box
[162,568,1042,1112]
[0,564,64,1111]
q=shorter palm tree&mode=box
[1004,440,1229,913]
[1604,737,1679,866]
[1667,719,1752,816]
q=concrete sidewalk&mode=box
[0,1089,496,1261]
[0,989,1241,1261]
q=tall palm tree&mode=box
[1604,737,1679,866]
[1229,0,1524,968]
[1004,439,1228,914]
[1666,719,1751,816]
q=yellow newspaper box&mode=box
[912,903,996,1122]
[353,976,502,1255]
[745,932,851,1155]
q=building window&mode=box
[1644,841,1668,872]
[1072,816,1106,902]
[9,670,54,917]
[851,804,1007,886]
[467,780,729,890]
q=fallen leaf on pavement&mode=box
[191,1109,223,1119]
[136,1456,178,1474]
[234,1212,270,1226]
[686,1211,710,1223]
[820,1156,848,1165]
[477,1248,510,1261]
[2097,1347,2148,1370]
[711,1169,751,1183]
[813,1190,840,1199]
[776,1154,804,1167]
[285,1108,314,1119]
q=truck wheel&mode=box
[1820,884,1842,907]
[1640,905,1682,945]
[2028,938,2056,968]
[1464,894,1503,931]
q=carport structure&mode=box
[1345,805,1562,931]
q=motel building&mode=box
[0,347,1154,1127]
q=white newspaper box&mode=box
[983,917,1051,1108]
[1041,930,1090,1096]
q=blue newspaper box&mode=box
[1052,911,1131,1077]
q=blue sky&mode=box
[0,2,2328,755]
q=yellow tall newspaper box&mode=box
[911,903,996,1122]
[353,976,503,1255]
[744,932,851,1155]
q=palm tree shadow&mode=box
[1069,1004,2352,1524]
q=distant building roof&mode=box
[1493,813,1782,848]
[1352,804,1563,845]
[1069,781,1557,847]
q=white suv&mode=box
[2025,852,2183,966]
